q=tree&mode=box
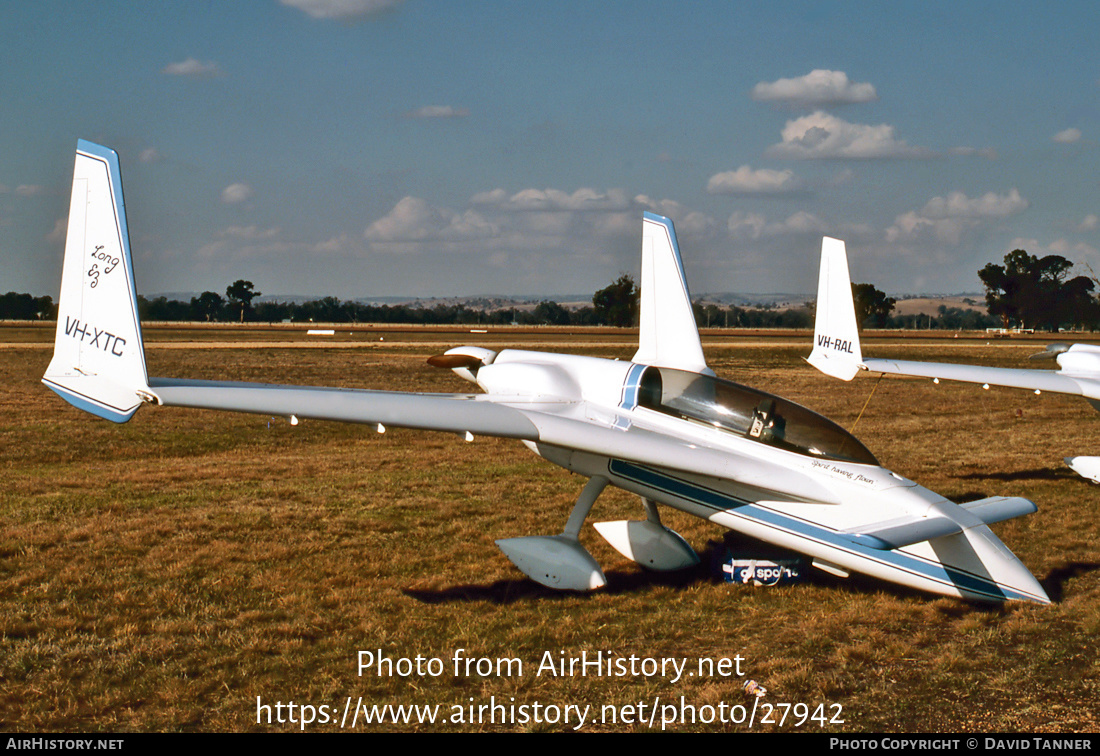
[0,292,53,319]
[693,302,724,328]
[979,250,1097,330]
[533,300,571,326]
[592,274,639,327]
[226,280,261,322]
[851,282,895,329]
[191,291,225,322]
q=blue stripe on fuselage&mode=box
[607,459,1030,602]
[619,363,646,411]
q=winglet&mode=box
[42,140,150,422]
[1065,456,1100,483]
[808,237,863,381]
[632,212,711,375]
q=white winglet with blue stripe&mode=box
[632,212,712,376]
[43,141,150,422]
[808,237,863,381]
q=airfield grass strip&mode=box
[1,328,1098,731]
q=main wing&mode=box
[147,378,541,438]
[858,355,1094,397]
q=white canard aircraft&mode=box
[809,237,1100,484]
[44,140,1051,604]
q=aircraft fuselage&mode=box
[469,349,1050,604]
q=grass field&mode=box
[2,324,1099,732]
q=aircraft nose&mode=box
[998,563,1050,605]
[969,526,1050,605]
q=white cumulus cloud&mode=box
[768,111,928,159]
[162,58,223,78]
[920,189,1029,219]
[1010,237,1099,260]
[726,211,767,240]
[364,196,497,244]
[221,183,254,204]
[1053,127,1082,144]
[362,187,720,263]
[47,217,67,244]
[364,197,448,242]
[726,210,828,240]
[887,189,1029,245]
[751,70,877,107]
[950,146,998,159]
[280,0,402,20]
[472,187,633,213]
[406,105,470,119]
[706,166,802,195]
[222,225,280,240]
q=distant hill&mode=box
[893,295,987,317]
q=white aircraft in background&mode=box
[809,237,1100,483]
[44,140,1052,604]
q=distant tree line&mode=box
[979,250,1098,330]
[8,248,1100,331]
[128,290,1017,330]
[844,247,1100,331]
[135,275,642,326]
[135,292,615,326]
[885,305,999,331]
[0,292,55,320]
[693,302,815,329]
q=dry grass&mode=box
[2,326,1098,732]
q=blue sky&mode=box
[2,0,1098,300]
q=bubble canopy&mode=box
[635,366,879,466]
